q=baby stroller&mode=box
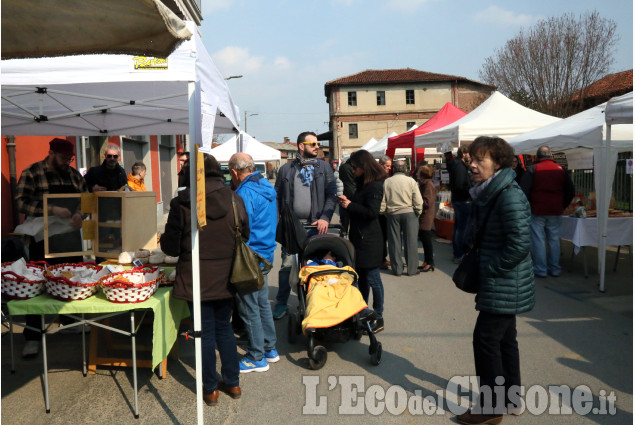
[287,225,382,370]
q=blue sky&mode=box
[200,0,633,144]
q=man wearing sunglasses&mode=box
[84,144,128,192]
[272,131,337,319]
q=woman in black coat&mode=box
[337,149,387,333]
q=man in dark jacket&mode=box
[448,146,473,263]
[84,144,127,192]
[520,146,575,278]
[229,153,279,373]
[338,158,356,237]
[272,131,337,319]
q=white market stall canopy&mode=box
[605,91,633,125]
[414,91,561,150]
[1,22,240,138]
[509,95,633,294]
[508,100,633,153]
[210,132,281,162]
[2,0,192,60]
[368,132,398,158]
[360,137,378,151]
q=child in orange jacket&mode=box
[127,162,147,191]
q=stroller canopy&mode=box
[303,234,355,267]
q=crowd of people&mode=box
[15,133,577,425]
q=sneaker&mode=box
[272,303,288,320]
[453,256,464,264]
[22,340,41,358]
[59,324,91,334]
[264,349,280,363]
[239,357,270,373]
[370,318,384,334]
[456,411,502,424]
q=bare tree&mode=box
[480,11,619,117]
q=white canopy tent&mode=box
[359,137,378,151]
[1,0,192,60]
[1,21,239,424]
[368,132,398,158]
[508,94,633,292]
[210,132,281,162]
[414,91,560,151]
[1,22,240,142]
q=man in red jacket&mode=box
[520,146,575,278]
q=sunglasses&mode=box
[302,142,319,147]
[106,154,119,159]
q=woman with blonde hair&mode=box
[416,164,437,272]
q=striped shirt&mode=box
[16,158,88,217]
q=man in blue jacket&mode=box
[229,153,279,373]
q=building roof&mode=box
[261,141,297,151]
[570,69,633,102]
[324,68,493,96]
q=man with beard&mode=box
[84,144,127,192]
[272,131,337,319]
[15,138,88,358]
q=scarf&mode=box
[469,169,502,201]
[296,152,319,187]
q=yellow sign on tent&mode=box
[195,145,206,229]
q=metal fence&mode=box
[569,152,633,211]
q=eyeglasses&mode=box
[106,154,119,159]
[302,142,319,147]
[55,153,75,163]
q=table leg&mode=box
[41,315,50,413]
[81,314,87,377]
[9,315,15,374]
[582,246,588,278]
[613,246,621,272]
[130,311,139,419]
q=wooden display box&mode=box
[43,191,157,259]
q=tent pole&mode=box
[598,125,612,292]
[188,81,204,425]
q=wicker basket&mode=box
[99,267,164,303]
[44,262,103,301]
[1,260,47,300]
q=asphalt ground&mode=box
[1,214,632,425]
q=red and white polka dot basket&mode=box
[1,260,47,300]
[99,267,164,303]
[44,262,104,301]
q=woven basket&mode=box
[44,262,103,301]
[99,267,163,303]
[1,261,47,300]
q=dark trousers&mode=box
[339,206,350,236]
[188,299,239,393]
[356,267,384,318]
[418,229,434,266]
[379,215,388,261]
[473,311,521,414]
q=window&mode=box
[407,122,416,131]
[406,89,415,105]
[349,123,358,139]
[348,92,357,106]
[376,91,385,106]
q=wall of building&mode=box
[455,82,493,113]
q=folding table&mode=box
[5,287,189,418]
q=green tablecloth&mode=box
[7,287,190,370]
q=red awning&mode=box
[386,102,466,170]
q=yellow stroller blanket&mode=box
[299,264,368,334]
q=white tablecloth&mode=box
[561,216,633,254]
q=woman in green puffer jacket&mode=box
[456,136,535,425]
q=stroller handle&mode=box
[304,223,344,237]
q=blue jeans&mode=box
[356,267,384,318]
[276,228,318,306]
[188,299,239,393]
[236,269,277,361]
[452,201,472,259]
[530,215,562,277]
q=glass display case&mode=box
[43,191,157,259]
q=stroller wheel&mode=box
[288,313,298,344]
[370,341,382,366]
[309,345,328,370]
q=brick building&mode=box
[324,68,494,159]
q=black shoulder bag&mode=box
[452,185,509,293]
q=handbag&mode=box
[229,195,273,296]
[275,202,307,255]
[452,184,510,293]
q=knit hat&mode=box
[49,138,75,156]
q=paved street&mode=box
[1,227,632,425]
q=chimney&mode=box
[284,137,290,144]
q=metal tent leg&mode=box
[41,315,50,413]
[130,311,139,419]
